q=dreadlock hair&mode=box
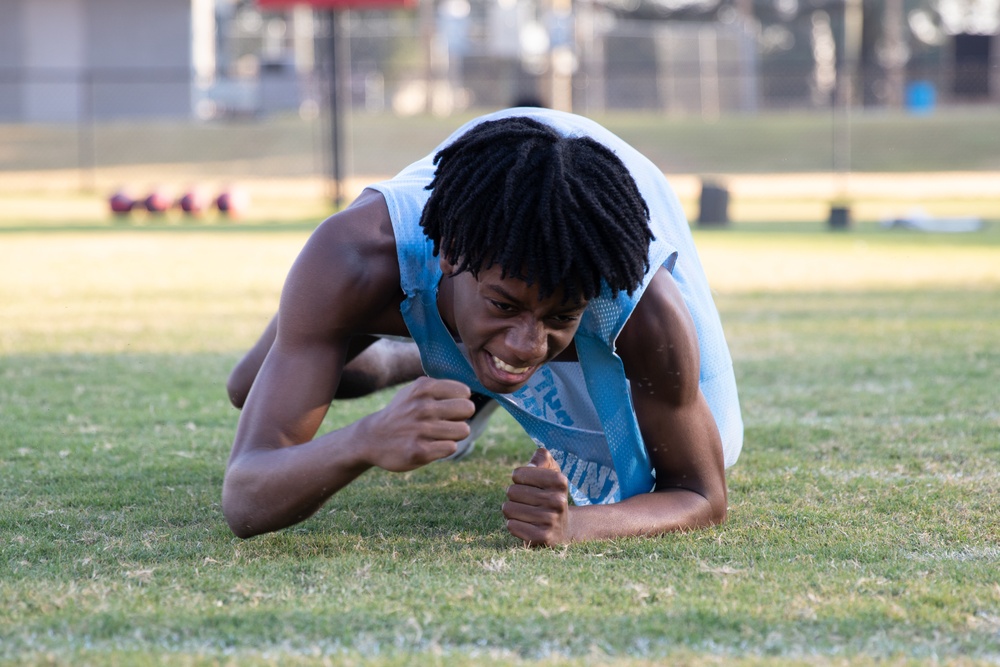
[419,116,653,303]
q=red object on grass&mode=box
[178,189,209,215]
[216,188,249,219]
[109,191,134,215]
[144,190,172,214]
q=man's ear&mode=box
[439,255,458,276]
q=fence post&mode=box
[78,68,96,193]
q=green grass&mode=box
[1,224,998,665]
[3,107,1000,177]
[4,109,999,228]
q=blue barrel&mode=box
[906,81,936,115]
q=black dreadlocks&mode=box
[419,116,653,302]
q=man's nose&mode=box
[506,317,547,362]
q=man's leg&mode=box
[227,316,498,457]
[226,316,425,408]
[227,316,277,408]
[334,336,425,398]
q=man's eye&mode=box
[490,300,514,312]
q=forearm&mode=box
[566,487,726,543]
[222,421,372,538]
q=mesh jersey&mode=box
[369,107,742,505]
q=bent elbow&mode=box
[221,475,263,539]
[224,510,256,539]
[701,479,729,527]
[708,500,727,527]
[228,522,256,540]
[682,485,727,530]
[223,503,261,540]
[222,499,255,539]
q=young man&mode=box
[222,108,743,546]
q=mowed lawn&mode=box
[1,222,998,666]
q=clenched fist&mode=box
[359,377,475,472]
[503,447,573,547]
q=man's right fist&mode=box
[359,377,475,471]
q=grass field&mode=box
[1,222,998,665]
[3,107,1000,225]
[5,108,1000,175]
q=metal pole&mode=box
[327,9,343,209]
[883,0,906,110]
[734,0,757,113]
[830,0,862,228]
[420,0,435,114]
[78,68,97,193]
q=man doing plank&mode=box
[223,108,743,546]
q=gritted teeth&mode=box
[492,354,529,374]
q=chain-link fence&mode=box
[1,13,998,223]
[2,64,995,170]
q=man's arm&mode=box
[222,193,475,538]
[502,267,728,546]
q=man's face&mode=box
[441,261,588,394]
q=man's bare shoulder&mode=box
[617,267,700,403]
[311,189,396,256]
[282,189,408,338]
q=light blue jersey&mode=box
[370,108,742,506]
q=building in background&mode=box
[0,0,194,122]
[0,0,997,123]
[0,0,314,122]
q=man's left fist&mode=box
[503,448,572,547]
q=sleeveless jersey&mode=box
[369,108,742,506]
